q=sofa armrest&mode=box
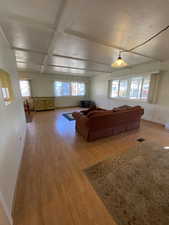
[77,115,89,128]
[72,112,89,127]
[72,112,82,120]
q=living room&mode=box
[1,0,169,225]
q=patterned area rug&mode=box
[85,142,169,225]
[62,113,75,121]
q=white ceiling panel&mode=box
[1,0,169,76]
[0,0,62,25]
[17,62,41,72]
[52,33,150,67]
[15,50,45,65]
[135,30,169,61]
[53,33,117,64]
[47,56,112,72]
[69,0,169,53]
[1,21,53,51]
[46,66,89,76]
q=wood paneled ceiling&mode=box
[1,0,169,76]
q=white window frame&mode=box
[109,75,150,102]
[54,81,86,97]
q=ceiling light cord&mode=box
[120,25,169,54]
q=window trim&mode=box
[109,75,150,102]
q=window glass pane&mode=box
[71,82,78,96]
[111,80,119,97]
[54,81,62,96]
[71,82,85,96]
[54,81,71,96]
[78,83,85,96]
[20,80,31,97]
[141,77,150,100]
[119,80,128,97]
[2,88,9,100]
[129,78,142,99]
[62,82,70,96]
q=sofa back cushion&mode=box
[88,106,143,130]
[87,110,109,118]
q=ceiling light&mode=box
[111,52,127,68]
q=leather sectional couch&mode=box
[72,105,144,141]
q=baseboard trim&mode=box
[11,123,26,221]
[0,192,13,225]
[141,119,164,127]
[55,105,78,109]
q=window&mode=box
[129,77,142,99]
[71,82,85,96]
[0,70,14,104]
[111,80,119,97]
[119,80,128,97]
[54,81,71,96]
[54,81,86,96]
[20,80,31,97]
[141,77,150,100]
[110,75,150,101]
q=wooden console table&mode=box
[32,97,55,111]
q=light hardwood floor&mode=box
[13,108,169,225]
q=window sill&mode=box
[55,95,86,97]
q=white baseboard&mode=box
[0,192,13,225]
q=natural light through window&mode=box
[129,77,142,99]
[110,75,150,101]
[54,81,86,96]
[20,80,31,97]
[0,70,14,104]
[111,80,119,97]
[119,80,128,97]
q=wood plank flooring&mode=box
[13,108,169,225]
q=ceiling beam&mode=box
[40,0,67,73]
[52,54,110,66]
[64,29,161,62]
[12,47,111,66]
[12,47,47,55]
[48,64,112,74]
[16,61,112,74]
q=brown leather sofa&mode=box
[72,105,144,141]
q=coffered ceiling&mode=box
[1,0,169,76]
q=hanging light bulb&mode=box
[111,52,128,68]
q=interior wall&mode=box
[0,30,26,223]
[19,72,91,107]
[91,61,169,125]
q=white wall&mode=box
[91,61,169,125]
[0,30,26,223]
[19,72,91,107]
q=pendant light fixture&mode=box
[111,52,127,68]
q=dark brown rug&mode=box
[85,142,169,225]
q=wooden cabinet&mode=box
[32,97,55,111]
